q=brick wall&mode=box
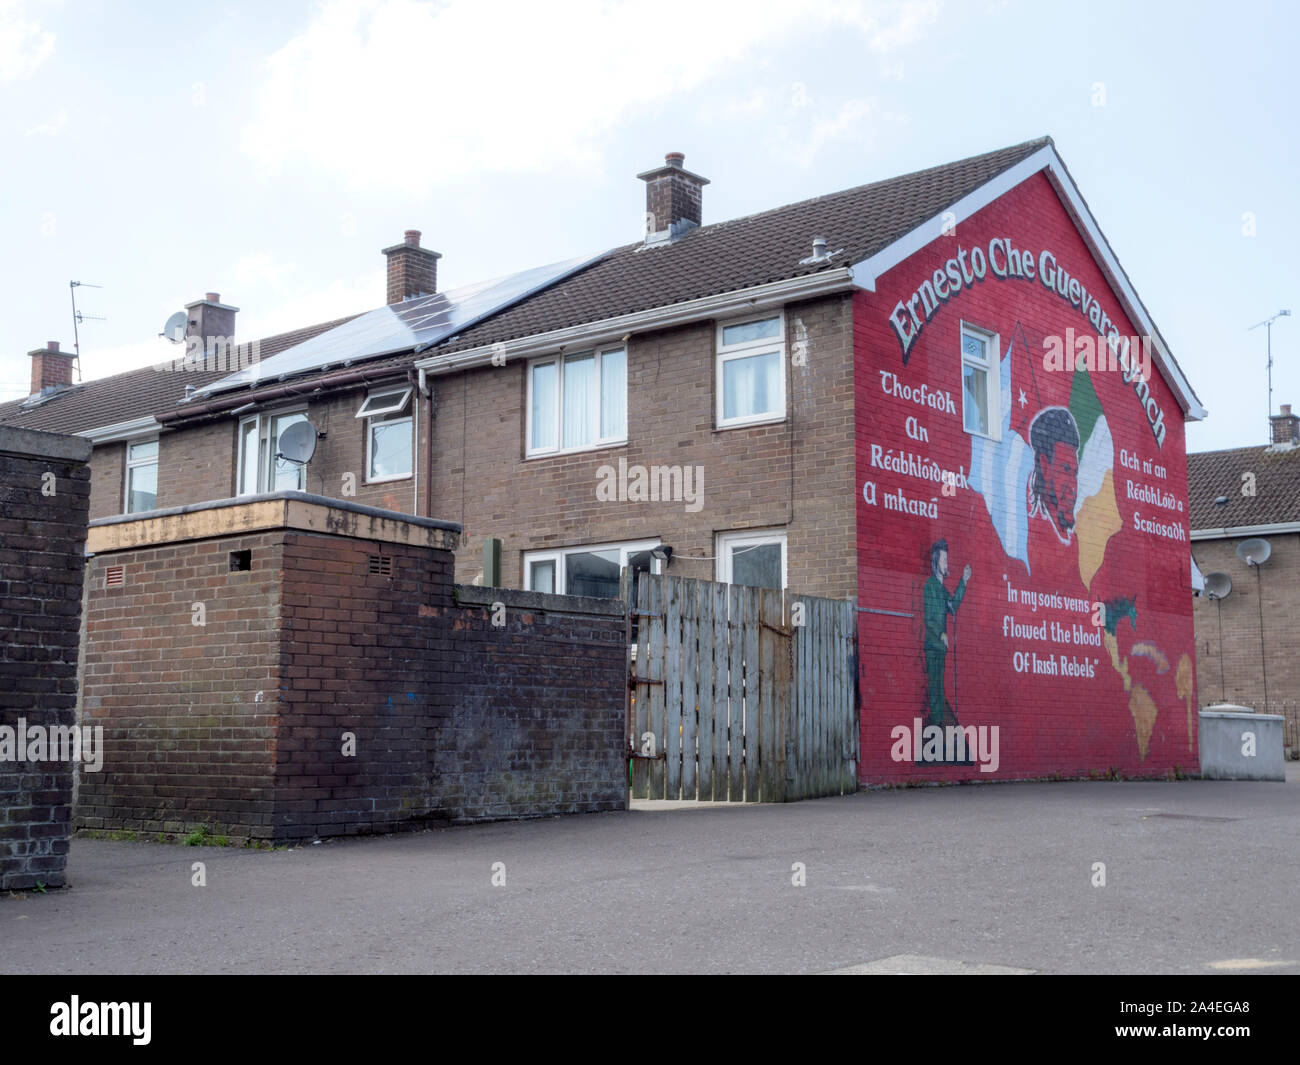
[0,425,92,890]
[87,442,123,521]
[79,530,283,838]
[1192,533,1300,710]
[854,172,1198,783]
[77,495,627,840]
[431,586,628,822]
[157,417,236,509]
[429,294,858,599]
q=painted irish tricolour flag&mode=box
[968,325,1122,589]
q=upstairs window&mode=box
[237,409,309,495]
[356,387,413,482]
[961,323,999,440]
[717,314,785,428]
[124,438,158,513]
[527,348,627,456]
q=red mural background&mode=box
[854,172,1199,783]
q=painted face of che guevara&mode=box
[1037,441,1078,538]
[936,549,949,580]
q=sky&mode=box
[0,0,1296,453]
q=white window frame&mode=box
[523,538,660,596]
[960,321,1001,442]
[357,389,413,484]
[715,528,788,589]
[237,406,308,496]
[123,435,159,514]
[525,347,628,458]
[715,311,786,429]
[355,386,412,420]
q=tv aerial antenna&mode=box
[69,280,106,383]
[1203,572,1232,702]
[1236,538,1272,710]
[1249,310,1290,427]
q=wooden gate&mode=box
[627,573,858,802]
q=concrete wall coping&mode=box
[455,584,627,618]
[0,424,93,463]
[1199,710,1284,722]
[87,490,462,555]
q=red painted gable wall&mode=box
[853,171,1198,783]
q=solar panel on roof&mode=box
[195,250,608,399]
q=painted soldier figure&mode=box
[923,539,971,729]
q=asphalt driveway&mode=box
[2,768,1297,974]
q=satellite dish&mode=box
[1236,537,1272,566]
[162,311,188,344]
[1204,572,1232,600]
[276,421,317,465]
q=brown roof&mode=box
[1188,444,1300,531]
[0,315,360,435]
[435,137,1051,354]
[0,137,1052,435]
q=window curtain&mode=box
[562,354,595,448]
[600,349,626,440]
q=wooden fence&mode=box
[627,573,858,802]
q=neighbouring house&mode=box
[1189,408,1300,752]
[1,136,1206,784]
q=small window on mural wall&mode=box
[960,324,999,440]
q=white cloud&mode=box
[234,251,299,289]
[236,268,385,340]
[769,96,882,166]
[241,0,941,194]
[25,106,66,136]
[0,0,54,84]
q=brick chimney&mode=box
[28,340,75,395]
[637,152,709,240]
[185,292,239,347]
[383,230,440,305]
[1270,403,1299,446]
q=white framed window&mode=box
[960,323,1000,440]
[124,437,158,513]
[237,407,309,495]
[524,538,658,599]
[526,347,627,457]
[356,388,413,483]
[356,386,412,419]
[716,312,785,429]
[716,528,787,590]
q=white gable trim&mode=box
[850,144,1205,422]
[78,415,162,445]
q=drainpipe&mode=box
[418,367,434,520]
[408,368,419,516]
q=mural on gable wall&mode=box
[858,174,1198,782]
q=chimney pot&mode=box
[404,229,421,247]
[46,340,59,352]
[665,152,685,168]
[1283,404,1292,416]
[205,292,220,304]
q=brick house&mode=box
[1,137,1206,783]
[1189,409,1300,741]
